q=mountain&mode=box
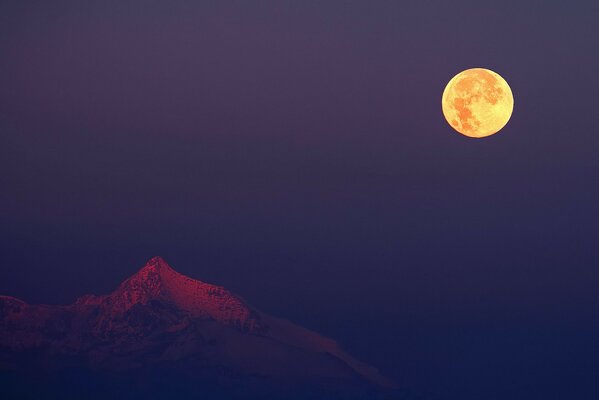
[0,257,397,399]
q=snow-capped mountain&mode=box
[0,257,395,399]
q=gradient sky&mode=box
[2,1,599,399]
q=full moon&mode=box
[442,68,514,138]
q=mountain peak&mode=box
[142,256,174,273]
[79,257,264,333]
[125,256,181,291]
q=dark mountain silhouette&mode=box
[0,257,400,399]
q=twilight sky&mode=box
[1,1,599,399]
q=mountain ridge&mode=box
[75,256,264,333]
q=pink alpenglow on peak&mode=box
[77,256,263,333]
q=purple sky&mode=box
[2,1,599,399]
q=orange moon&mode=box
[442,68,514,138]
